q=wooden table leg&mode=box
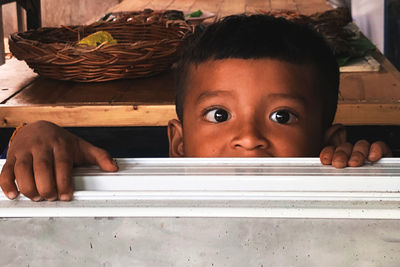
[16,2,24,32]
[25,0,41,30]
[17,0,41,30]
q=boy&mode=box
[0,14,391,202]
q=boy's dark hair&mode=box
[175,14,339,130]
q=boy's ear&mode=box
[323,123,347,146]
[167,119,184,157]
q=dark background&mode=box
[386,0,400,71]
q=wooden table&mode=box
[0,0,399,127]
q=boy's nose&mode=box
[230,123,269,151]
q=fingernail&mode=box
[60,194,71,201]
[348,159,358,167]
[369,152,378,158]
[7,191,17,199]
[47,196,57,201]
[333,160,346,168]
[32,196,42,202]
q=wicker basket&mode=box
[9,10,194,82]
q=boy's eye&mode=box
[204,108,231,123]
[270,110,297,124]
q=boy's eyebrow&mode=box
[266,93,308,106]
[195,90,232,104]
[195,91,308,105]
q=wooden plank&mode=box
[141,0,177,10]
[167,0,197,11]
[1,102,400,127]
[219,0,246,17]
[294,0,331,15]
[190,0,223,17]
[373,49,400,81]
[340,73,400,102]
[270,0,297,11]
[0,58,37,103]
[0,105,177,127]
[245,0,271,13]
[339,52,400,103]
[106,0,220,15]
[152,0,175,10]
[109,0,333,15]
[334,104,400,126]
[4,71,175,105]
[110,0,187,11]
[109,0,334,16]
[109,0,152,12]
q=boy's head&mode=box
[168,14,344,157]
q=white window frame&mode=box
[1,158,400,219]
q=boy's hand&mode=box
[320,140,392,168]
[0,120,118,201]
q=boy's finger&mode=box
[53,146,74,201]
[319,146,335,165]
[348,140,369,167]
[368,141,393,162]
[33,149,58,201]
[0,158,19,199]
[14,155,42,201]
[332,142,353,168]
[79,140,118,172]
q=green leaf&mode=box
[188,10,203,18]
[350,37,376,57]
[337,56,351,66]
[78,31,117,47]
[336,37,376,66]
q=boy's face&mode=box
[169,58,326,157]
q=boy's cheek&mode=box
[267,128,322,157]
[183,133,220,157]
[289,135,323,156]
[182,120,221,156]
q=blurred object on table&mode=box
[327,0,351,8]
[263,8,378,71]
[99,9,185,22]
[184,10,215,25]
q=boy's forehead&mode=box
[184,58,319,102]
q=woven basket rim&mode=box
[9,10,194,82]
[10,17,193,45]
